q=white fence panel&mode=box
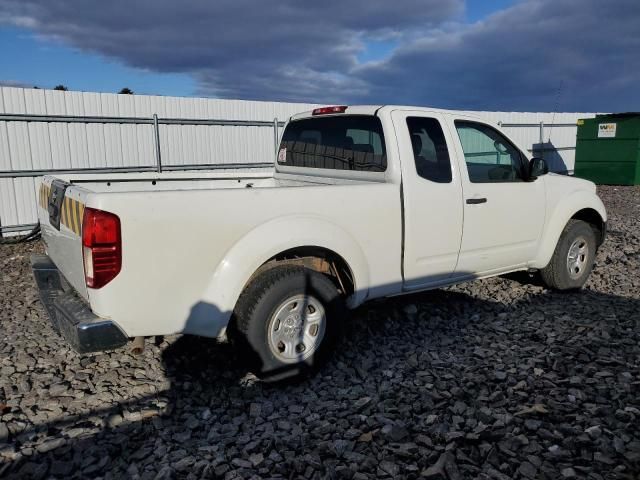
[467,111,597,173]
[1,86,597,234]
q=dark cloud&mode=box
[0,0,461,101]
[355,0,640,111]
[1,0,638,111]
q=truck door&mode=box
[391,110,464,288]
[449,118,546,274]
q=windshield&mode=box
[278,115,387,172]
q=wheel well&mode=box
[571,208,605,246]
[254,246,355,297]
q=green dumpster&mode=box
[574,113,640,185]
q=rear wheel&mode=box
[230,265,344,381]
[540,220,597,290]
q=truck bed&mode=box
[37,169,402,340]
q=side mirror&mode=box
[528,157,548,180]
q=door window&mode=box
[406,117,452,183]
[455,121,526,183]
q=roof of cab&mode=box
[289,105,484,121]
[290,105,382,120]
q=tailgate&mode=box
[38,177,89,301]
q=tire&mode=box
[540,219,597,291]
[230,265,345,381]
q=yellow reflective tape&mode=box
[77,201,82,234]
[66,199,71,231]
[78,203,85,234]
[44,190,85,234]
[70,199,75,232]
[61,198,68,227]
[73,200,84,235]
[68,199,73,230]
[74,199,81,234]
[70,199,78,234]
[65,198,71,229]
[66,198,73,232]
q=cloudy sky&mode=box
[0,0,638,111]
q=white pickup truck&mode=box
[33,105,607,380]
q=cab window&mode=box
[279,116,387,172]
[455,121,526,183]
[406,117,452,183]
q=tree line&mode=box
[51,85,134,94]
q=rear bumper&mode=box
[31,254,128,353]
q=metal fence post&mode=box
[539,121,545,159]
[273,118,279,157]
[153,114,162,173]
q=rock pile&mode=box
[0,186,638,479]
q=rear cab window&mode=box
[278,116,387,172]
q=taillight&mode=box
[82,208,121,289]
[312,105,348,115]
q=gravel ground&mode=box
[1,185,639,480]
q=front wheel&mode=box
[230,265,345,381]
[540,219,597,290]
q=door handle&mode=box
[466,198,487,205]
